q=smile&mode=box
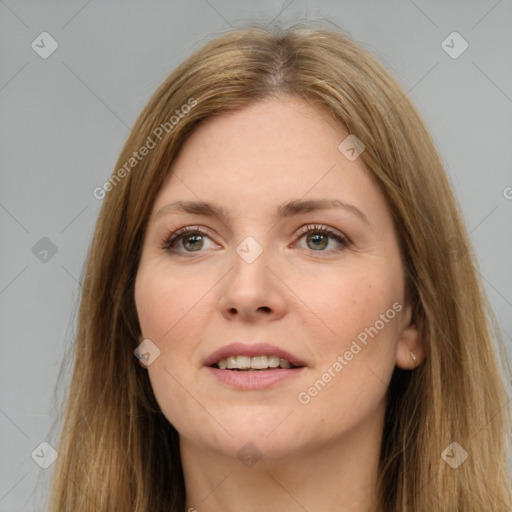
[204,342,308,389]
[214,355,300,370]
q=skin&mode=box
[134,96,425,512]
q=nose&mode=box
[217,243,288,322]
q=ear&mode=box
[395,303,425,370]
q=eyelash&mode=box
[160,224,350,256]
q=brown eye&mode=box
[305,232,329,250]
[295,224,350,253]
[181,233,204,252]
[162,226,220,255]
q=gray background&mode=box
[1,1,511,510]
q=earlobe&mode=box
[395,305,425,370]
[395,325,425,370]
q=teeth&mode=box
[279,358,291,369]
[226,356,238,369]
[251,355,268,369]
[268,355,280,368]
[215,354,297,370]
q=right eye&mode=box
[161,226,221,254]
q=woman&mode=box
[46,22,512,511]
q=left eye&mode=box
[161,224,349,254]
[294,224,349,252]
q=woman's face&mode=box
[134,96,420,462]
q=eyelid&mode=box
[294,223,349,242]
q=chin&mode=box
[181,414,305,462]
[210,434,303,465]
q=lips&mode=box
[204,342,307,369]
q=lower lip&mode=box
[205,366,307,390]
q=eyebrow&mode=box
[154,198,371,227]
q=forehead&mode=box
[171,96,346,174]
[149,96,390,233]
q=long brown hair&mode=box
[45,22,512,511]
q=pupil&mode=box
[184,234,202,251]
[307,233,327,250]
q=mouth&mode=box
[203,342,307,389]
[204,342,307,370]
[211,354,303,371]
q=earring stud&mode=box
[410,351,417,364]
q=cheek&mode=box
[135,268,210,434]
[299,265,402,348]
[134,265,205,340]
[298,267,404,417]
[295,274,401,434]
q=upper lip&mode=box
[204,342,307,368]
